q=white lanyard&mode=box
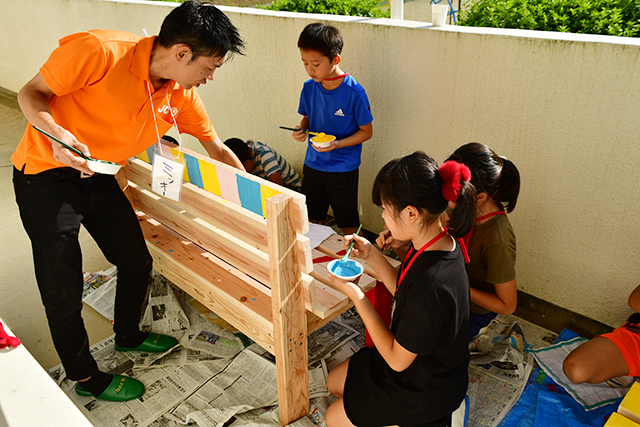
[146,81,185,201]
[142,28,183,159]
[146,82,183,158]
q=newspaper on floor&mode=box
[132,330,244,372]
[50,336,330,427]
[68,269,350,427]
[82,265,118,322]
[133,293,246,370]
[245,342,331,400]
[230,396,335,427]
[321,307,366,371]
[81,268,190,331]
[146,416,193,427]
[336,306,366,349]
[323,339,360,371]
[309,360,331,399]
[140,273,190,337]
[308,320,359,366]
[466,319,535,427]
[305,397,334,427]
[50,334,233,427]
[134,311,246,370]
[164,348,280,425]
[147,396,335,427]
[114,274,190,370]
[180,294,245,357]
[131,346,223,371]
[529,336,630,410]
[230,406,316,427]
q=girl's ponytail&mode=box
[446,143,520,214]
[495,158,520,213]
[438,161,477,238]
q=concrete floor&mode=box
[0,92,114,371]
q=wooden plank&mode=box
[126,158,265,244]
[266,194,309,425]
[307,278,351,321]
[129,182,340,318]
[160,146,309,235]
[124,159,313,274]
[296,234,313,277]
[129,183,272,284]
[136,211,276,353]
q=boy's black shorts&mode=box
[302,165,359,229]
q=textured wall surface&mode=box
[2,0,640,327]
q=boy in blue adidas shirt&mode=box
[291,23,373,235]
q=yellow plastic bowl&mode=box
[311,133,336,148]
[87,159,123,175]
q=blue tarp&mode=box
[498,329,622,427]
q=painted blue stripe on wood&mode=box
[146,144,157,165]
[184,153,204,189]
[237,174,263,216]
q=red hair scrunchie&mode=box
[439,160,471,202]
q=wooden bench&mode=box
[116,145,381,425]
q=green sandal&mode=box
[114,333,178,353]
[75,375,144,401]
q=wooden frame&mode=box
[117,148,378,425]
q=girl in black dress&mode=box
[326,151,476,427]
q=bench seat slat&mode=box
[136,210,347,322]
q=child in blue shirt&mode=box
[291,23,373,235]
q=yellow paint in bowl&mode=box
[311,132,336,148]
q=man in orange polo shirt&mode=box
[12,1,244,401]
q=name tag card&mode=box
[151,151,185,202]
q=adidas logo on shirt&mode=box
[334,109,345,117]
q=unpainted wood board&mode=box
[266,194,309,425]
[132,186,342,320]
[129,183,272,284]
[307,278,352,326]
[124,159,313,274]
[137,211,276,353]
[129,184,269,286]
[115,167,133,204]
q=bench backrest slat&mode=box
[125,158,313,276]
[136,146,308,233]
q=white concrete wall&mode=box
[2,0,640,328]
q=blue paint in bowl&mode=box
[328,259,364,281]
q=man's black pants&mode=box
[13,167,152,380]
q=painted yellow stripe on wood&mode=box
[137,150,150,163]
[261,186,281,219]
[198,159,221,196]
